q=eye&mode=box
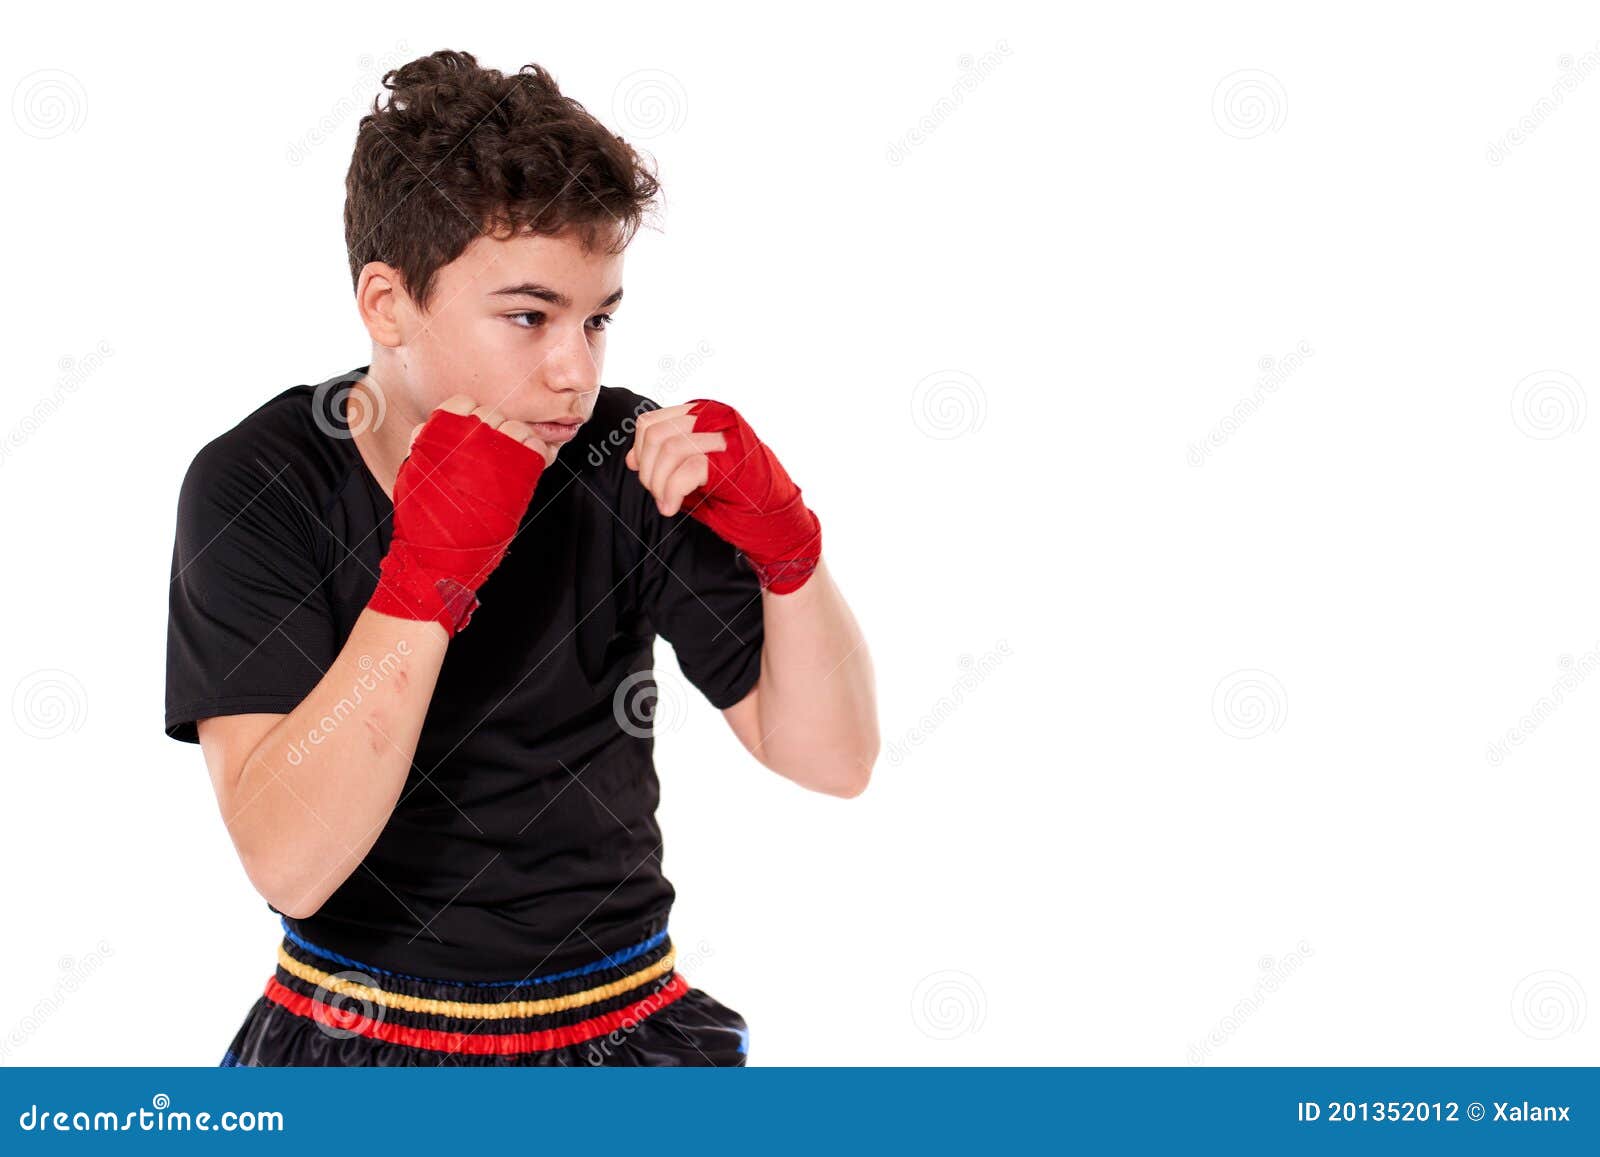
[508,311,545,328]
[588,313,615,332]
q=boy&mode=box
[164,50,878,1067]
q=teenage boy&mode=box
[165,50,878,1067]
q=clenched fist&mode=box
[625,398,822,594]
[367,395,552,635]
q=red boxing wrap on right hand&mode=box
[680,398,822,595]
[366,409,547,635]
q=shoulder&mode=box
[179,373,360,515]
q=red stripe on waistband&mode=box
[261,972,690,1056]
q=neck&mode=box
[349,369,423,502]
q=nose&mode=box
[541,320,602,399]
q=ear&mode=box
[354,262,406,348]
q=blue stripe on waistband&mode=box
[277,917,669,988]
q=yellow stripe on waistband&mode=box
[275,942,678,1020]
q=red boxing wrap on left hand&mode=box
[680,399,822,594]
[367,410,547,635]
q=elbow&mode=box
[271,895,324,921]
[827,775,869,800]
[823,735,879,799]
[759,717,880,797]
[263,883,326,922]
[215,769,340,921]
[240,852,327,920]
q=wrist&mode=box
[737,506,822,595]
[368,539,501,635]
[746,551,822,594]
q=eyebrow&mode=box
[489,282,624,310]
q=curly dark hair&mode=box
[343,50,661,313]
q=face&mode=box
[361,225,624,466]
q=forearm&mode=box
[748,557,879,795]
[622,397,875,792]
[224,609,448,916]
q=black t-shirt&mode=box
[165,368,764,981]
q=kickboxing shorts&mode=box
[217,921,749,1067]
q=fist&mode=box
[411,393,559,466]
[369,393,554,634]
[626,397,822,593]
[623,402,728,517]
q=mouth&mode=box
[531,417,585,445]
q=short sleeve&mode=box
[636,484,766,711]
[164,439,339,743]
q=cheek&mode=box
[408,344,468,407]
[413,317,502,396]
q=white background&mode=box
[1,1,1596,1066]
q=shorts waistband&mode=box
[277,918,670,986]
[261,922,689,1058]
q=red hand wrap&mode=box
[681,399,822,594]
[367,410,546,635]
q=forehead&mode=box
[443,227,625,296]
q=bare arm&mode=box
[618,400,878,796]
[721,557,879,797]
[193,394,554,917]
[197,610,447,918]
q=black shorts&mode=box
[218,922,748,1067]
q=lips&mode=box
[531,418,584,445]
